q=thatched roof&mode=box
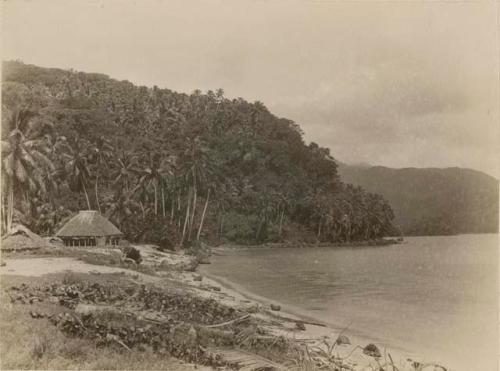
[1,224,49,251]
[56,211,123,237]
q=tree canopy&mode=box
[1,61,396,247]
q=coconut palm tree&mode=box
[1,108,55,232]
[89,136,114,213]
[137,153,164,216]
[112,151,140,193]
[56,136,93,210]
[106,185,142,229]
[178,137,216,241]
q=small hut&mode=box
[56,210,123,247]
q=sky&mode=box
[2,0,499,177]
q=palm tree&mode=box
[1,109,54,232]
[89,136,113,213]
[112,151,140,193]
[178,137,215,241]
[106,185,142,229]
[137,153,166,216]
[56,136,93,210]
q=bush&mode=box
[122,246,142,264]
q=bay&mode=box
[203,235,498,370]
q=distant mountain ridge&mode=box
[337,163,499,236]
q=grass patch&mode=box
[0,278,208,370]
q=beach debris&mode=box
[106,333,131,351]
[407,359,448,371]
[75,303,113,315]
[336,334,351,346]
[200,284,221,292]
[206,314,251,328]
[8,284,44,304]
[363,343,381,358]
[270,304,281,311]
[208,347,284,371]
[9,280,240,325]
[245,304,260,313]
[30,310,47,319]
[295,322,306,331]
[7,279,439,371]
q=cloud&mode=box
[3,0,498,176]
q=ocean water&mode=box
[203,235,498,370]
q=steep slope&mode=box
[338,164,499,235]
[2,61,395,244]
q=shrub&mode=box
[122,246,142,264]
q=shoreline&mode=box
[197,247,468,371]
[198,265,419,367]
[213,237,402,251]
[1,243,456,370]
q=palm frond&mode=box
[208,348,285,371]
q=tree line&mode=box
[1,61,396,247]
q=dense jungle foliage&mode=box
[1,61,396,247]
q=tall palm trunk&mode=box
[161,184,165,217]
[177,192,181,230]
[180,189,192,248]
[255,210,266,241]
[81,177,91,210]
[220,215,224,238]
[139,201,146,219]
[188,183,197,241]
[7,180,14,232]
[219,206,224,238]
[95,174,101,213]
[279,208,285,237]
[1,199,6,233]
[153,183,158,215]
[170,195,174,222]
[196,188,210,241]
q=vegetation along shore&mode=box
[2,61,396,248]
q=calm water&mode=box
[204,235,498,370]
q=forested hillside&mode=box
[1,61,395,247]
[338,163,499,236]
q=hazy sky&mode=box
[2,0,499,176]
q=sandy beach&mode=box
[0,242,458,371]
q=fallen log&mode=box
[205,314,251,328]
[264,310,327,327]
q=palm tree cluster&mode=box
[1,61,396,246]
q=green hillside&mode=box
[1,61,395,247]
[338,163,499,235]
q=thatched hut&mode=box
[1,224,49,251]
[56,210,123,247]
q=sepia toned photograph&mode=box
[1,1,498,370]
